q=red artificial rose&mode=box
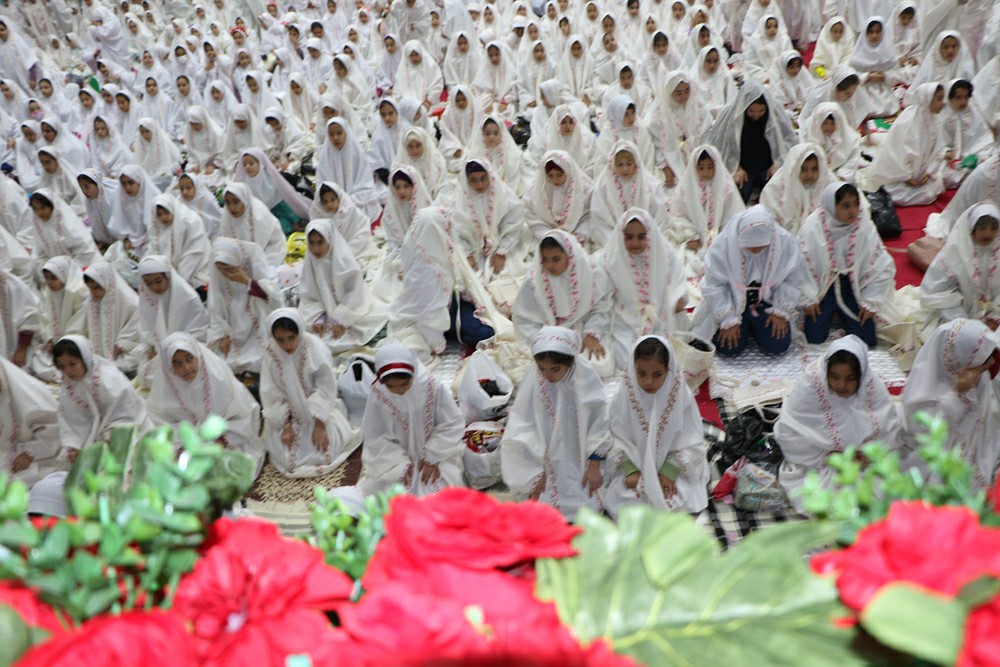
[0,582,69,634]
[364,488,580,589]
[958,593,1000,667]
[811,501,1000,612]
[172,518,354,667]
[15,610,196,667]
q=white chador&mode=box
[760,143,835,235]
[604,335,710,517]
[667,144,745,280]
[926,156,1000,239]
[216,183,288,267]
[589,140,665,247]
[38,256,87,345]
[56,336,151,454]
[0,268,41,362]
[308,181,381,277]
[775,335,902,512]
[523,150,593,242]
[359,342,465,497]
[147,332,263,477]
[0,356,63,487]
[260,309,362,479]
[500,326,611,521]
[796,182,896,319]
[136,255,210,386]
[603,208,688,370]
[921,202,1000,329]
[299,219,386,355]
[82,262,141,375]
[206,238,282,375]
[901,319,1000,490]
[146,194,212,288]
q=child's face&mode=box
[940,36,959,62]
[321,189,341,213]
[696,157,716,182]
[43,271,64,292]
[79,178,99,199]
[866,22,883,45]
[821,117,837,135]
[949,87,971,111]
[482,123,501,148]
[328,123,347,149]
[55,354,86,382]
[546,167,567,187]
[973,218,1000,246]
[40,153,57,174]
[540,246,569,276]
[799,156,820,186]
[614,152,637,179]
[899,11,914,27]
[571,41,584,59]
[223,192,245,217]
[406,138,424,160]
[142,272,170,295]
[455,92,468,109]
[671,2,684,20]
[533,44,546,62]
[830,21,844,41]
[623,219,647,255]
[86,279,106,300]
[488,46,501,66]
[408,49,422,65]
[929,88,946,114]
[746,101,767,121]
[765,19,778,38]
[834,192,860,224]
[622,107,636,127]
[155,205,173,226]
[559,115,576,135]
[654,35,668,55]
[308,231,331,258]
[467,170,490,193]
[635,357,668,394]
[703,49,720,74]
[536,357,570,384]
[827,361,859,398]
[834,84,858,102]
[457,35,469,53]
[786,59,802,76]
[380,103,398,126]
[671,81,690,105]
[242,154,261,177]
[383,374,412,395]
[393,179,414,201]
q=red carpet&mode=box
[883,189,956,288]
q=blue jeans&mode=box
[448,297,495,347]
[713,301,792,357]
[803,275,877,346]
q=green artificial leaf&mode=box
[860,582,965,666]
[957,576,1000,610]
[537,507,857,667]
[70,551,106,588]
[0,521,40,549]
[0,602,48,667]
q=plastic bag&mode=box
[734,460,786,511]
[103,240,140,289]
[338,354,376,424]
[457,350,514,422]
[463,421,504,489]
[864,187,902,240]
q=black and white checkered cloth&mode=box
[701,400,807,549]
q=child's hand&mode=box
[419,460,440,485]
[281,422,295,447]
[312,420,329,452]
[581,334,605,360]
[581,460,603,497]
[657,473,677,499]
[624,471,641,490]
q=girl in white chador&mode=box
[513,231,614,375]
[523,151,593,243]
[775,335,902,513]
[797,181,896,347]
[206,238,282,375]
[261,309,361,479]
[82,262,141,375]
[921,202,1000,332]
[52,336,150,458]
[135,255,210,385]
[147,332,263,477]
[760,144,835,235]
[589,141,665,247]
[309,181,380,277]
[299,219,387,355]
[848,17,903,118]
[925,156,1000,240]
[901,319,1000,490]
[866,82,948,207]
[38,256,88,352]
[668,145,745,280]
[147,194,212,289]
[604,336,709,517]
[501,326,611,520]
[359,341,465,497]
[0,356,63,487]
[603,208,688,370]
[217,183,287,267]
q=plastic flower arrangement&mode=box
[0,412,997,666]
